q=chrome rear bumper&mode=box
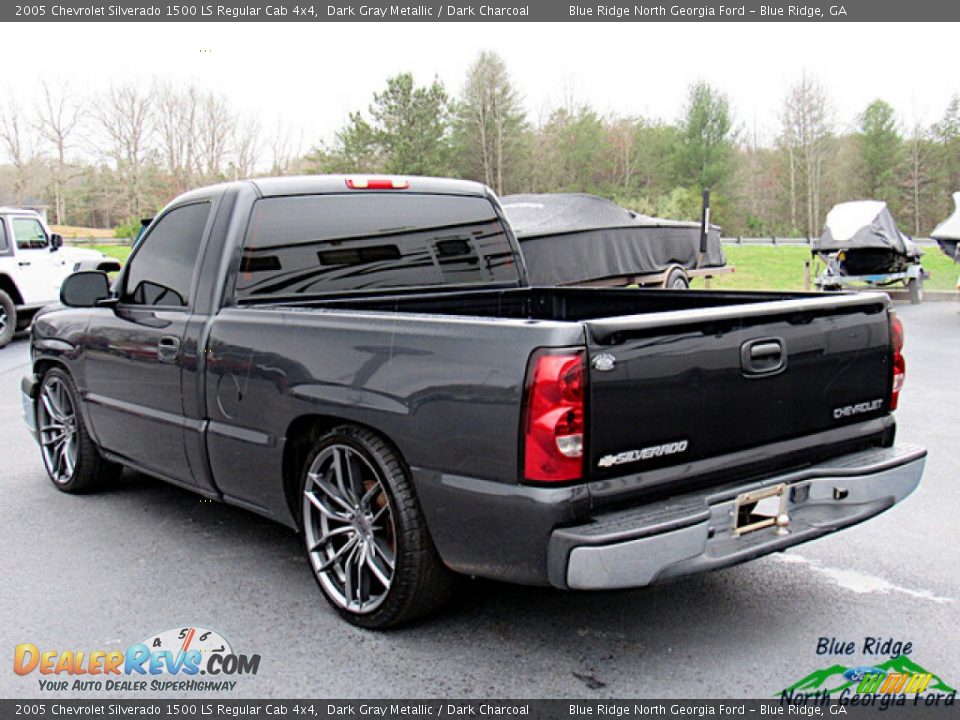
[548,444,926,590]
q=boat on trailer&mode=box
[931,192,960,263]
[812,200,928,303]
[501,193,731,289]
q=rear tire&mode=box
[0,290,15,349]
[907,276,923,304]
[299,425,455,629]
[36,367,121,493]
[664,268,690,290]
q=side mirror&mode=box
[60,271,112,308]
[50,233,63,251]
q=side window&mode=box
[12,217,48,250]
[121,202,211,308]
[0,219,8,254]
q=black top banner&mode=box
[6,0,960,22]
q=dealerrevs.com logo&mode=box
[14,626,261,693]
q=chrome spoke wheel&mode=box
[0,306,7,336]
[303,444,397,614]
[38,376,79,485]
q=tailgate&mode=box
[583,294,893,481]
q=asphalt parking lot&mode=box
[1,301,958,700]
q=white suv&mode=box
[0,208,122,348]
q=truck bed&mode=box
[272,285,805,321]
[258,286,895,502]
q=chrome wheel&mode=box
[303,444,397,614]
[0,305,7,336]
[38,375,79,484]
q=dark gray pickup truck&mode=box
[22,175,925,628]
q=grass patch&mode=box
[693,245,959,292]
[88,245,133,262]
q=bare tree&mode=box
[157,83,200,193]
[0,102,36,206]
[736,119,781,234]
[780,73,833,237]
[268,119,301,175]
[197,92,234,181]
[98,82,155,219]
[608,117,639,192]
[36,81,83,224]
[904,120,933,236]
[232,116,262,179]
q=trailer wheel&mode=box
[907,276,923,304]
[664,268,690,290]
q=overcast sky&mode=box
[6,21,956,153]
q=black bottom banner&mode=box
[2,698,958,719]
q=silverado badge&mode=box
[598,440,690,468]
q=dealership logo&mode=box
[14,626,260,693]
[778,638,955,707]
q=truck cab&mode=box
[0,208,122,348]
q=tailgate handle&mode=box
[741,338,786,377]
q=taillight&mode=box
[889,312,905,411]
[523,350,585,483]
[345,177,409,190]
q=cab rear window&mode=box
[234,193,520,299]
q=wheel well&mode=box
[33,358,69,381]
[0,274,24,305]
[662,265,689,288]
[281,414,404,527]
[666,264,686,278]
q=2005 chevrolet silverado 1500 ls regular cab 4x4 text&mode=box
[21,176,925,628]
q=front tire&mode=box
[300,425,455,629]
[0,290,15,348]
[36,368,121,493]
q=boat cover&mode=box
[931,192,960,262]
[501,193,725,286]
[813,200,920,258]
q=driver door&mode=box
[9,216,61,304]
[82,201,212,486]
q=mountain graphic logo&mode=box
[780,655,956,696]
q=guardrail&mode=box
[65,237,132,246]
[723,237,938,246]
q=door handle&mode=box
[18,261,30,267]
[157,336,181,363]
[741,338,787,377]
[750,342,782,359]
